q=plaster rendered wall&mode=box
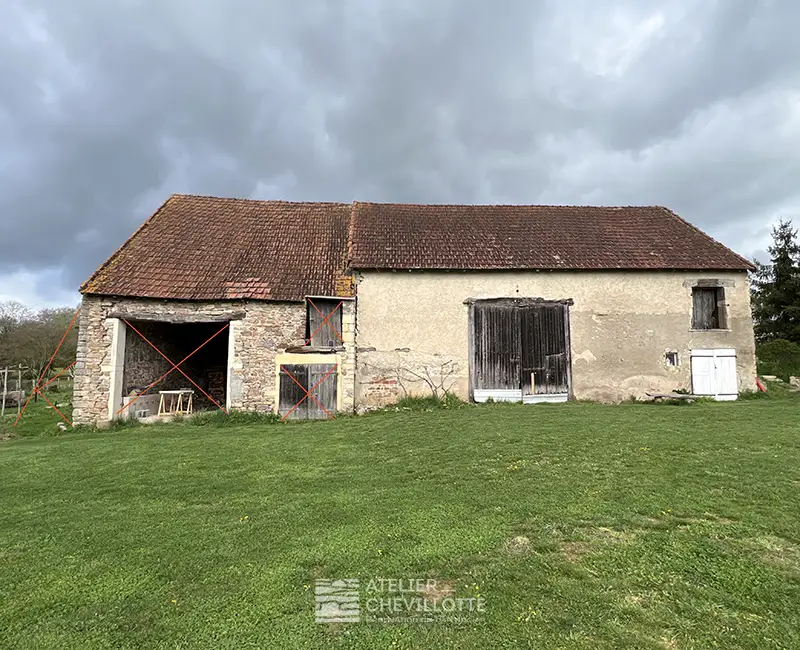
[73,295,356,425]
[354,270,757,405]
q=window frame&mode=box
[305,297,344,349]
[691,285,728,331]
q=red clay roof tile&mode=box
[82,197,753,302]
[81,195,351,301]
[348,203,754,271]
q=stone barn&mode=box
[73,195,756,425]
[74,196,356,425]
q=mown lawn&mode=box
[1,396,799,649]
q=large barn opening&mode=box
[121,320,229,418]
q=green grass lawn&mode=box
[0,387,74,439]
[1,395,799,649]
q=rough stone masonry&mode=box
[73,295,355,425]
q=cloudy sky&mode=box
[1,0,798,308]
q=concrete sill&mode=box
[285,345,344,354]
[689,329,732,333]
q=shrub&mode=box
[739,380,795,400]
[756,339,800,381]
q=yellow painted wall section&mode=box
[354,270,757,404]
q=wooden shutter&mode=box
[307,300,343,348]
[692,288,719,329]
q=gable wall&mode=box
[353,270,756,405]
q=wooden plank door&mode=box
[279,363,338,419]
[520,304,570,395]
[279,364,308,420]
[714,354,738,397]
[471,302,522,400]
[307,364,338,419]
[691,349,738,400]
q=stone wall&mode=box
[73,295,356,425]
[354,269,758,405]
[122,320,188,394]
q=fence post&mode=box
[17,367,22,417]
[1,367,7,418]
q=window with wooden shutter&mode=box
[306,299,343,348]
[692,287,727,330]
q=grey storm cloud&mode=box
[1,0,799,302]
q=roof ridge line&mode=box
[170,193,350,206]
[353,201,666,209]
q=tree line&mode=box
[750,219,800,378]
[0,302,79,383]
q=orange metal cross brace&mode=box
[14,308,80,427]
[118,320,230,416]
[38,361,76,392]
[34,389,72,427]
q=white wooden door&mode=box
[691,353,714,395]
[715,354,738,397]
[691,349,738,400]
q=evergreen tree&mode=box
[751,219,800,342]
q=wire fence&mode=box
[1,367,74,418]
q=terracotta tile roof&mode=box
[348,203,754,271]
[83,197,753,302]
[81,195,351,301]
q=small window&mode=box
[306,298,343,348]
[665,351,679,366]
[692,287,727,330]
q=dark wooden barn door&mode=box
[472,302,521,394]
[279,364,338,420]
[520,304,569,395]
[471,300,570,401]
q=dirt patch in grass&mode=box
[634,512,735,531]
[583,526,637,543]
[420,579,455,603]
[308,565,328,579]
[704,513,735,524]
[560,541,593,563]
[504,535,534,555]
[743,535,800,574]
[557,525,637,563]
[672,513,736,527]
[622,590,658,608]
[323,622,346,636]
[660,636,680,649]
